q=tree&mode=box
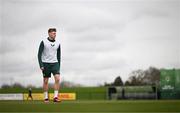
[113,76,123,86]
[129,69,145,85]
[143,67,160,85]
[1,84,11,89]
[125,67,160,86]
[125,81,130,86]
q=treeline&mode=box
[104,66,160,86]
[1,66,160,89]
[1,83,37,89]
[0,80,82,89]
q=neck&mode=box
[49,37,54,40]
[48,37,55,42]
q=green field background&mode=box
[0,100,180,112]
[0,86,154,100]
[1,87,180,112]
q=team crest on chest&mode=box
[51,44,55,47]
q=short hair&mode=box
[48,28,56,33]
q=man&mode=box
[27,88,33,100]
[38,28,61,102]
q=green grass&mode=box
[0,86,153,94]
[0,86,156,100]
[0,100,180,112]
[0,87,107,93]
[0,87,107,100]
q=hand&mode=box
[40,67,44,71]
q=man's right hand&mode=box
[40,67,44,71]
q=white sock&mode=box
[44,91,48,99]
[54,90,58,98]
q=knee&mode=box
[44,79,48,85]
[55,76,60,83]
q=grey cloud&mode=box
[0,0,179,86]
[0,39,22,54]
[1,52,37,76]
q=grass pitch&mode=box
[0,100,180,113]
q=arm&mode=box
[38,41,44,68]
[57,44,61,67]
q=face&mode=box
[48,31,56,39]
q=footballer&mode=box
[38,28,61,102]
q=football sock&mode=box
[54,90,58,98]
[44,91,48,99]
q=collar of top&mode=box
[48,37,55,42]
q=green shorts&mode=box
[42,62,60,78]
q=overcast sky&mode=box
[0,0,179,87]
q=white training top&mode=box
[41,38,60,63]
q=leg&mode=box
[43,77,49,100]
[53,74,60,99]
[52,63,61,101]
[54,74,60,91]
[43,77,49,92]
[30,95,33,100]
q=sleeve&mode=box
[57,44,61,67]
[38,41,44,68]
